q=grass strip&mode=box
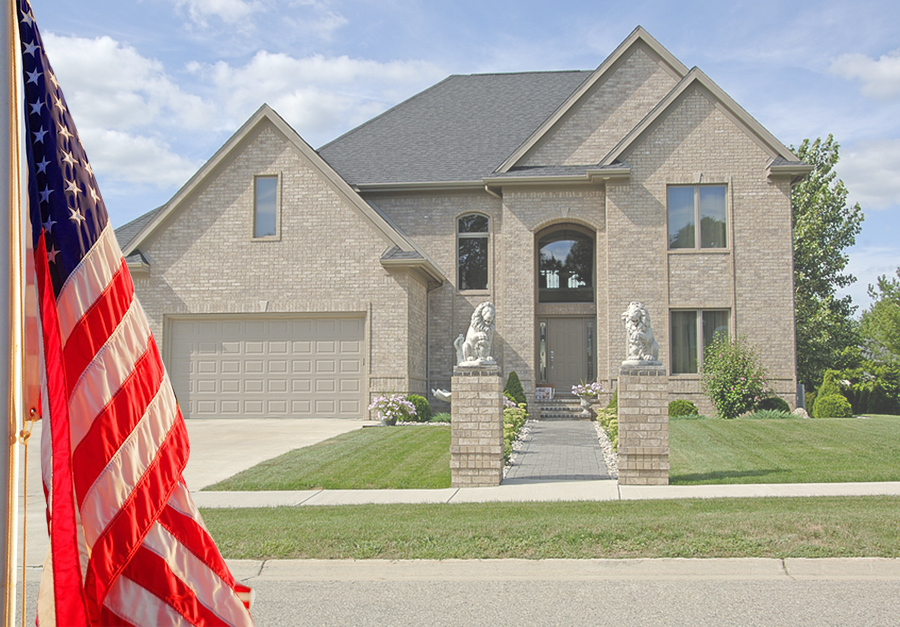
[203,496,900,560]
[205,426,451,491]
[670,416,900,484]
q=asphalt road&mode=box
[16,558,900,626]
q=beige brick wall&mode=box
[133,120,429,413]
[607,86,797,414]
[523,43,680,166]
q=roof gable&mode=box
[121,105,443,281]
[496,26,688,173]
[599,67,808,174]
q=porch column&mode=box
[617,364,669,485]
[450,365,504,487]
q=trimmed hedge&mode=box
[668,399,699,417]
[405,395,433,423]
[504,371,527,412]
[814,394,853,418]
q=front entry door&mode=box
[539,317,594,393]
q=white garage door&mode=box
[167,316,365,418]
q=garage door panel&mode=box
[169,316,364,418]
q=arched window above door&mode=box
[537,228,594,303]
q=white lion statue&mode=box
[454,301,496,366]
[622,301,660,363]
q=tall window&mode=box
[538,229,593,303]
[670,310,729,374]
[668,185,727,249]
[457,214,488,290]
[254,175,278,238]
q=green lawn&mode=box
[205,425,451,491]
[202,496,900,560]
[670,415,900,485]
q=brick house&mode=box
[117,27,810,419]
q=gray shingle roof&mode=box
[317,70,593,186]
[114,205,165,251]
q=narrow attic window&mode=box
[254,175,279,238]
[457,214,489,291]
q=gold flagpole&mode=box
[2,0,23,624]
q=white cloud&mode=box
[830,49,900,100]
[174,0,259,26]
[81,129,203,189]
[840,139,900,210]
[192,51,446,145]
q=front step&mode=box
[532,396,591,420]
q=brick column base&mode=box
[617,363,669,485]
[450,365,503,487]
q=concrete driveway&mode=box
[16,417,370,568]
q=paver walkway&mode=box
[503,419,611,483]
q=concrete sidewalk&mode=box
[193,479,900,508]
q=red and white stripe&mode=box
[35,222,254,626]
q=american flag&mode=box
[17,1,254,624]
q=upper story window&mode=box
[538,228,594,303]
[670,309,729,374]
[254,175,279,238]
[457,214,489,291]
[668,185,727,249]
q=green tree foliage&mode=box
[791,135,864,389]
[859,267,900,363]
[406,395,433,423]
[701,334,768,419]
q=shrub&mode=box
[757,396,791,413]
[700,334,768,419]
[805,389,816,414]
[503,405,528,462]
[405,395,433,423]
[818,370,842,399]
[668,399,699,417]
[607,388,618,410]
[429,412,451,423]
[830,363,900,415]
[504,371,527,412]
[368,394,416,424]
[595,408,618,451]
[813,394,854,418]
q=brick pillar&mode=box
[617,364,669,485]
[450,365,503,487]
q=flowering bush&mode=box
[701,334,768,419]
[572,381,603,398]
[503,396,518,410]
[368,394,416,424]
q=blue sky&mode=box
[29,0,900,310]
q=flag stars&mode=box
[22,40,38,56]
[89,187,100,204]
[65,179,81,196]
[62,150,77,167]
[33,127,47,143]
[38,187,53,203]
[47,70,58,90]
[83,160,93,177]
[36,157,49,174]
[69,207,85,225]
[57,123,73,141]
[26,68,40,85]
[42,216,56,233]
[46,246,60,264]
[29,99,44,116]
[20,12,34,28]
[53,96,66,114]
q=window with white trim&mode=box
[668,185,727,249]
[253,175,279,238]
[670,309,729,374]
[457,214,489,290]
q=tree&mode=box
[859,267,900,362]
[791,135,864,389]
[701,334,768,419]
